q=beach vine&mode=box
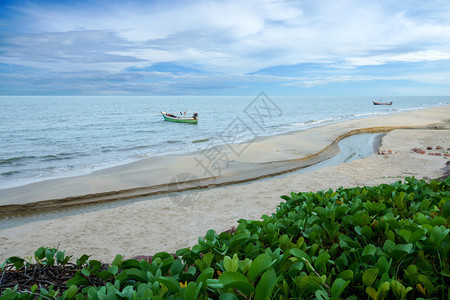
[1,177,449,299]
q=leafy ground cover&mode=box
[1,177,449,299]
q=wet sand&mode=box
[0,106,449,262]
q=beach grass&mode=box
[1,177,449,299]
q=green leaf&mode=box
[339,270,353,281]
[383,240,413,259]
[184,282,201,300]
[366,282,390,300]
[398,229,412,242]
[404,265,419,283]
[378,282,391,299]
[126,269,148,282]
[97,270,114,281]
[314,253,330,273]
[175,248,190,257]
[297,275,323,293]
[429,225,449,245]
[76,254,90,267]
[65,285,78,299]
[442,199,450,218]
[362,244,376,257]
[331,278,350,298]
[361,226,374,240]
[5,257,25,270]
[121,259,141,269]
[219,293,238,300]
[34,247,46,260]
[224,254,239,272]
[45,248,55,261]
[365,287,377,300]
[289,248,311,262]
[255,269,277,300]
[375,256,391,275]
[158,276,180,293]
[66,272,89,287]
[339,235,360,250]
[170,259,183,275]
[362,268,378,287]
[229,232,250,248]
[247,253,274,281]
[429,216,446,226]
[87,287,99,299]
[418,274,435,294]
[390,280,412,299]
[81,267,90,277]
[409,229,426,244]
[218,271,255,296]
[112,254,123,267]
[196,268,214,292]
[315,289,330,300]
[206,278,224,289]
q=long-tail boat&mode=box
[161,111,198,124]
[372,101,393,105]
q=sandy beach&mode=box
[0,105,449,262]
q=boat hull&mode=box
[161,112,198,124]
[372,101,392,105]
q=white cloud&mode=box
[2,0,450,94]
[9,0,450,70]
[346,50,450,67]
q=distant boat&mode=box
[372,101,393,105]
[161,111,198,124]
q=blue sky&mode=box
[1,0,450,96]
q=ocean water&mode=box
[0,95,448,188]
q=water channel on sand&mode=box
[0,133,383,230]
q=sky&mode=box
[0,0,450,96]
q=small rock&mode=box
[387,150,392,154]
[436,145,443,149]
[428,153,434,156]
[445,153,450,157]
[427,146,433,150]
[435,153,441,156]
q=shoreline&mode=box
[1,101,446,191]
[0,127,448,262]
[0,133,381,230]
[0,105,449,214]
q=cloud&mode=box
[1,0,450,94]
[346,50,450,67]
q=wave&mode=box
[1,170,23,177]
[41,153,76,162]
[117,145,153,152]
[0,151,90,166]
[0,156,37,166]
[352,112,390,117]
[291,117,343,128]
[192,138,210,144]
[166,140,183,144]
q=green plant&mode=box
[1,177,448,299]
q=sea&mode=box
[0,95,449,189]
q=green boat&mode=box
[161,111,198,124]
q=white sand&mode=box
[0,106,449,262]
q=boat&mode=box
[161,111,198,124]
[372,101,393,105]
